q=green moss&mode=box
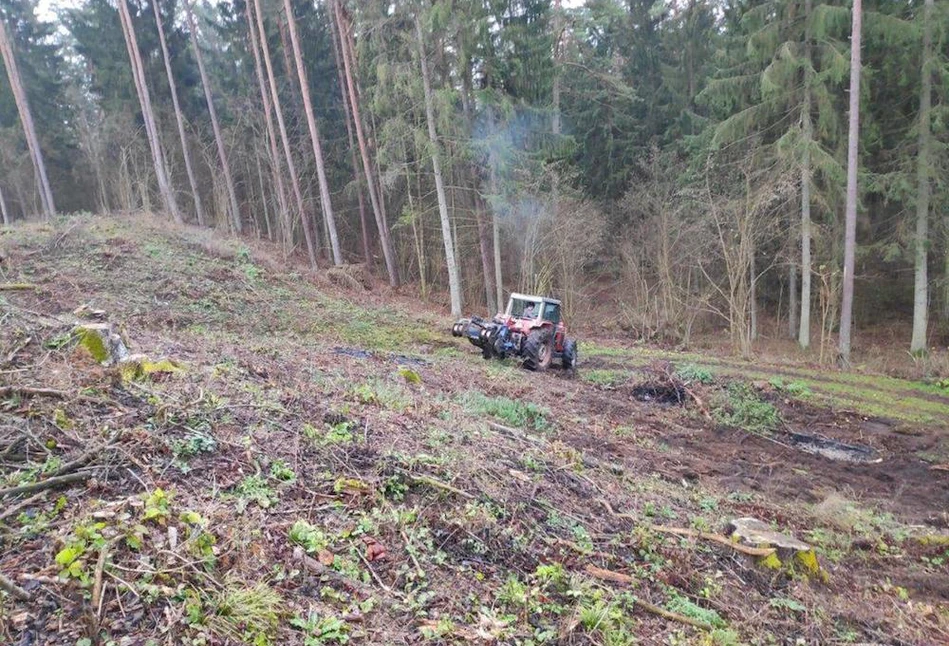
[77,327,109,363]
[793,549,828,582]
[759,552,782,570]
[118,357,183,383]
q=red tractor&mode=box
[451,293,577,371]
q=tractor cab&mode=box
[502,294,562,336]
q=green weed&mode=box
[349,379,412,411]
[143,488,172,524]
[676,363,714,384]
[713,383,780,434]
[582,369,628,387]
[461,391,549,431]
[234,475,278,511]
[291,613,350,645]
[289,520,330,553]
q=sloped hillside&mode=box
[1,215,947,645]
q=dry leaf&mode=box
[363,536,387,562]
[318,549,335,566]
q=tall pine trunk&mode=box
[799,0,814,350]
[153,0,205,226]
[0,17,55,219]
[252,0,318,266]
[911,0,934,353]
[0,182,9,225]
[415,14,461,317]
[838,0,862,366]
[283,0,342,265]
[328,6,371,266]
[244,0,290,249]
[185,1,241,234]
[117,0,181,223]
[332,0,399,286]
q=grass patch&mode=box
[461,391,549,431]
[582,369,628,387]
[676,362,715,384]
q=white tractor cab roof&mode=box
[505,293,563,320]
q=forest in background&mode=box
[1,0,947,364]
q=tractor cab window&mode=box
[510,298,541,319]
[542,302,561,324]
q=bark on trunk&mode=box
[415,14,462,317]
[245,0,290,248]
[789,263,798,338]
[153,0,205,226]
[799,0,813,350]
[252,0,318,266]
[333,0,399,286]
[911,0,933,353]
[186,1,241,234]
[117,0,181,223]
[0,17,55,219]
[328,6,371,266]
[838,0,862,366]
[0,182,9,225]
[283,0,342,265]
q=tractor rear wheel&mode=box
[562,339,578,370]
[523,329,553,371]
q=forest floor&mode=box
[1,214,947,646]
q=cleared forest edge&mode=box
[1,216,947,645]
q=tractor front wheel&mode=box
[562,339,578,370]
[523,329,553,371]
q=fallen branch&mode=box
[3,336,32,367]
[49,431,123,479]
[487,421,546,445]
[0,283,37,291]
[650,525,776,558]
[583,565,713,631]
[0,491,46,522]
[597,498,775,558]
[407,473,474,499]
[293,546,380,598]
[0,386,68,399]
[0,471,91,499]
[682,385,713,421]
[92,541,111,619]
[0,570,32,601]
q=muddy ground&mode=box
[1,216,947,645]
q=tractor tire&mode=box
[482,343,494,360]
[523,328,553,371]
[562,339,578,370]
